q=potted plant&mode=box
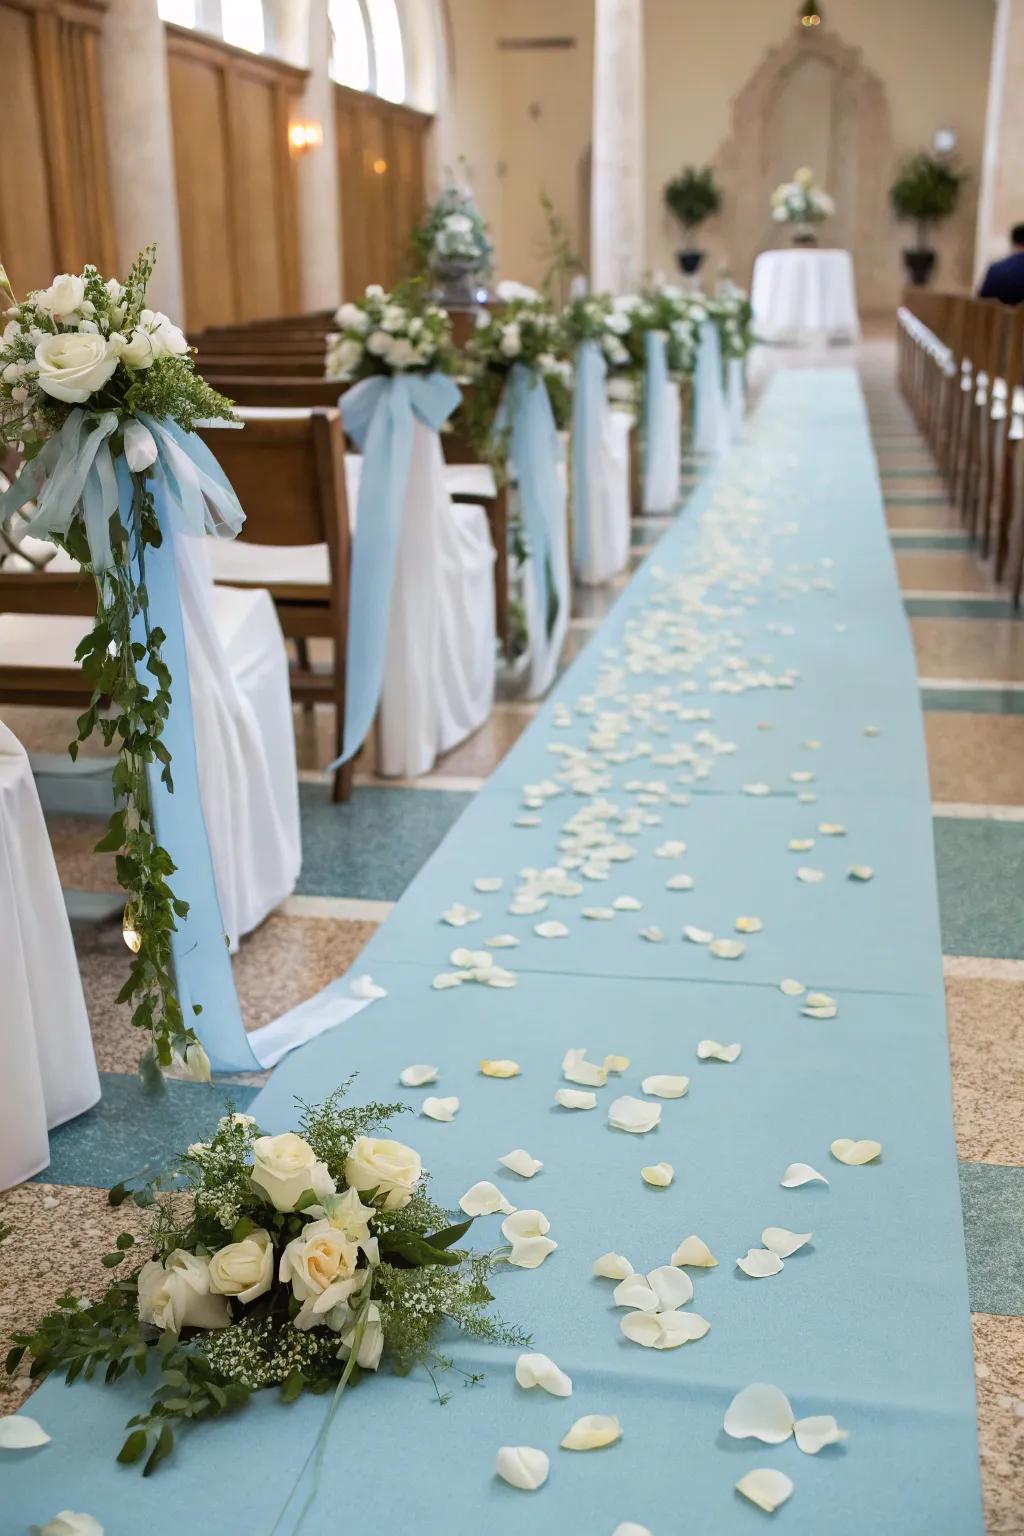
[663,166,721,275]
[889,152,964,287]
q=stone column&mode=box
[270,0,343,306]
[974,0,1024,278]
[590,0,645,292]
[99,0,185,318]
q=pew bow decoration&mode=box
[560,294,633,580]
[0,247,257,1080]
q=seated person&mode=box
[978,224,1024,305]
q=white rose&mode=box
[280,1218,365,1329]
[499,324,522,359]
[34,331,118,404]
[137,308,188,358]
[105,278,123,301]
[332,337,363,376]
[208,1227,273,1304]
[137,1250,230,1332]
[381,304,407,333]
[497,280,540,303]
[386,337,418,370]
[181,1042,211,1083]
[2,361,24,383]
[341,1299,384,1370]
[366,329,391,357]
[250,1131,336,1212]
[335,302,367,332]
[35,1514,104,1536]
[33,273,86,317]
[76,320,98,335]
[114,327,156,370]
[3,319,22,343]
[365,284,384,298]
[122,419,158,472]
[343,1136,422,1211]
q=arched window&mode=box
[329,0,407,104]
[158,0,197,24]
[329,0,371,91]
[366,0,405,103]
[221,0,265,54]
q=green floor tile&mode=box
[934,816,1024,958]
[921,687,1024,716]
[958,1162,1024,1315]
[904,597,1019,620]
[297,783,474,901]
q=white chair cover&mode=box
[727,357,745,441]
[371,423,496,778]
[519,429,571,699]
[0,720,99,1190]
[576,407,633,588]
[693,321,731,458]
[642,381,681,514]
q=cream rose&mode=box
[250,1132,335,1212]
[140,308,189,358]
[33,273,86,317]
[340,1299,384,1370]
[280,1217,365,1330]
[208,1227,273,1304]
[114,327,156,370]
[343,1136,421,1211]
[34,331,118,404]
[137,1250,230,1332]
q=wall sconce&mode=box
[288,120,324,153]
[800,1,822,25]
[372,157,388,175]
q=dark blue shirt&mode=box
[978,251,1024,305]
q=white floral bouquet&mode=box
[770,166,835,226]
[413,184,493,277]
[463,283,573,448]
[7,1086,524,1474]
[614,287,703,382]
[325,281,456,383]
[559,293,635,404]
[706,284,755,361]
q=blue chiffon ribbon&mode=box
[334,370,462,766]
[0,408,259,1073]
[571,339,607,579]
[642,329,670,490]
[495,362,564,639]
[693,319,728,456]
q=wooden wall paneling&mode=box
[335,92,366,298]
[0,5,57,295]
[167,49,238,330]
[333,84,431,300]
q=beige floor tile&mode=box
[886,500,963,530]
[973,1313,1024,1534]
[925,713,1024,805]
[896,551,998,595]
[946,975,1024,1164]
[48,814,117,891]
[912,618,1024,682]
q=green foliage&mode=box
[536,190,583,304]
[889,153,964,241]
[663,165,721,234]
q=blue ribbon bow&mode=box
[495,362,565,640]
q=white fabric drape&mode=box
[727,357,746,441]
[693,321,731,458]
[0,721,99,1190]
[751,249,861,343]
[576,406,633,587]
[643,380,681,514]
[371,423,496,778]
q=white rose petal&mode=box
[830,1137,881,1165]
[641,1161,674,1187]
[612,895,642,911]
[762,1226,812,1257]
[503,1209,550,1240]
[35,1516,105,1536]
[710,938,746,959]
[474,876,503,892]
[744,782,771,796]
[582,906,616,920]
[480,1059,521,1078]
[803,1003,838,1019]
[486,933,520,948]
[620,1309,709,1348]
[400,1064,438,1087]
[666,874,695,890]
[670,1234,718,1268]
[724,1383,795,1443]
[654,841,687,858]
[421,1096,460,1122]
[794,1413,848,1454]
[735,916,763,934]
[432,972,463,990]
[736,1468,795,1513]
[609,1096,663,1133]
[515,1351,573,1397]
[848,864,874,881]
[496,1445,549,1490]
[796,867,825,884]
[0,1414,50,1448]
[737,1247,784,1278]
[350,974,387,1000]
[556,1088,598,1110]
[683,925,713,944]
[641,1075,688,1099]
[451,947,491,969]
[499,1148,544,1178]
[442,903,480,926]
[780,1162,829,1187]
[603,1054,630,1073]
[561,1414,622,1450]
[459,1180,516,1216]
[697,1040,741,1063]
[592,1251,633,1280]
[789,838,815,852]
[818,823,846,837]
[780,978,806,996]
[613,1526,652,1536]
[535,920,569,939]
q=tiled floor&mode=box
[3,335,1023,1530]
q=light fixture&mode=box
[800,1,822,25]
[288,120,324,153]
[933,127,958,157]
[372,157,388,175]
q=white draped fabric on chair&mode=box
[575,406,633,587]
[0,721,99,1190]
[693,320,731,458]
[642,379,681,514]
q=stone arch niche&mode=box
[715,26,896,312]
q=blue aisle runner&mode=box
[6,372,981,1535]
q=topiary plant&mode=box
[663,166,722,236]
[889,153,964,248]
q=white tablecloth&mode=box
[0,721,99,1189]
[751,248,861,343]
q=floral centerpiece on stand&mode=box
[325,280,456,383]
[462,282,573,462]
[770,166,835,246]
[413,184,493,306]
[0,250,237,1083]
[6,1085,525,1477]
[559,293,635,410]
[615,287,703,385]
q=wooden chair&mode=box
[976,305,1022,561]
[197,409,354,802]
[965,300,1008,538]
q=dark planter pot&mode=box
[676,249,705,276]
[902,248,936,287]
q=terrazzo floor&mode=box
[2,333,1023,1529]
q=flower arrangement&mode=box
[413,184,493,280]
[707,285,755,362]
[614,288,703,382]
[6,1085,525,1475]
[325,280,456,383]
[462,283,574,460]
[770,167,835,227]
[0,250,235,1082]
